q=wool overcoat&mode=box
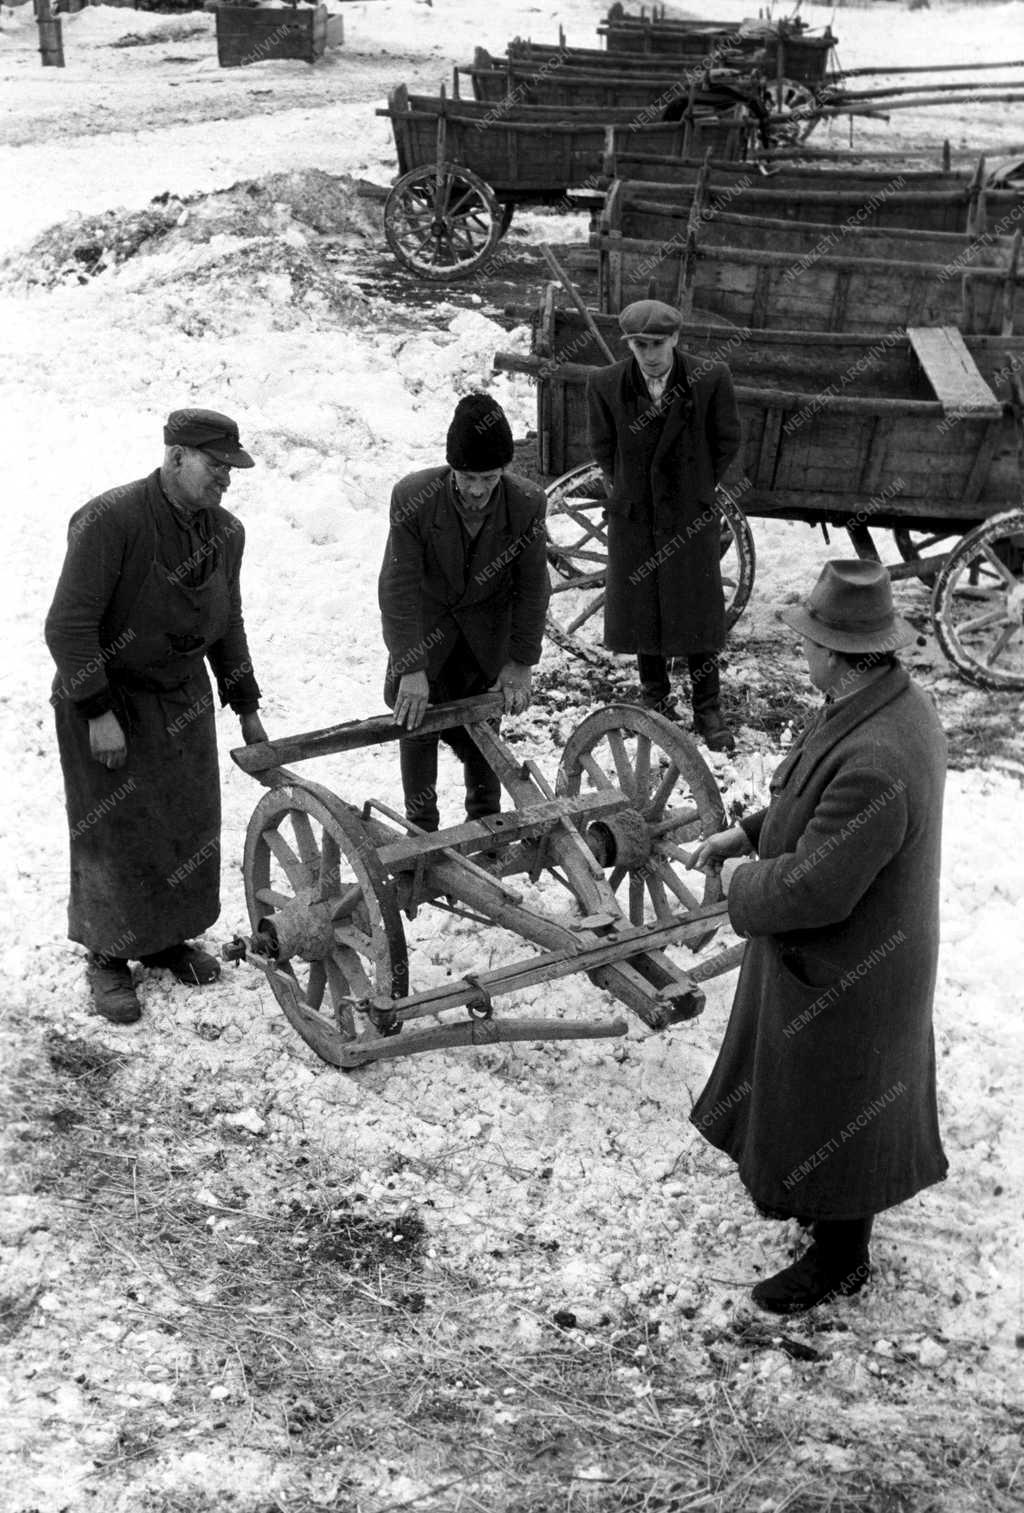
[378,467,550,684]
[45,472,260,959]
[690,666,949,1221]
[586,351,741,656]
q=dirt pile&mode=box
[3,170,381,301]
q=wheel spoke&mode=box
[645,870,677,923]
[565,592,607,635]
[332,945,372,1001]
[646,761,681,821]
[633,736,652,806]
[985,622,1023,666]
[980,544,1019,589]
[607,731,635,795]
[656,862,703,911]
[956,603,1011,634]
[579,752,615,790]
[290,810,320,868]
[264,827,307,884]
[628,872,645,925]
[255,886,292,909]
[305,959,327,1012]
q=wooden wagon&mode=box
[494,297,1024,691]
[593,176,1024,334]
[375,85,751,278]
[597,157,1024,236]
[223,695,746,1069]
[463,45,765,129]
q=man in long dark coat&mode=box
[379,393,549,831]
[587,298,741,752]
[46,409,267,1024]
[692,560,948,1313]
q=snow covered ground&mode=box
[1,3,1023,1510]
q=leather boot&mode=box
[637,654,680,718]
[86,955,142,1024]
[141,943,221,985]
[752,1217,873,1315]
[690,654,735,753]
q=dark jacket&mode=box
[691,666,949,1220]
[45,471,260,715]
[378,467,550,683]
[586,351,742,655]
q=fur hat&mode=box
[445,394,514,471]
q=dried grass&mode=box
[1,1025,1020,1513]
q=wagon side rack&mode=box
[225,694,745,1069]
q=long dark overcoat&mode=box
[45,472,259,959]
[586,351,741,656]
[691,666,949,1221]
[378,467,549,684]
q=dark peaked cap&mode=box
[164,408,255,468]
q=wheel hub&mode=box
[585,809,652,869]
[256,888,337,963]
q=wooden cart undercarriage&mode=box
[225,696,745,1069]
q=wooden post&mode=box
[35,0,64,68]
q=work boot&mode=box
[140,942,221,986]
[693,707,736,754]
[86,955,142,1025]
[752,1218,873,1315]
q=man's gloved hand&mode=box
[394,671,430,731]
[495,660,532,716]
[88,711,127,770]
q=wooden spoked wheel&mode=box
[556,705,727,936]
[384,163,502,280]
[892,527,959,586]
[762,79,821,145]
[544,461,755,665]
[932,509,1024,691]
[243,781,409,1064]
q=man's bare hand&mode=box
[89,711,127,770]
[239,712,268,746]
[495,661,532,716]
[394,671,430,731]
[691,824,753,873]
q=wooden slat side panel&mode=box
[907,325,1003,416]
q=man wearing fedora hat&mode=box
[379,394,549,832]
[690,560,948,1313]
[46,408,267,1024]
[587,298,741,752]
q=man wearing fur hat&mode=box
[45,409,267,1025]
[587,298,741,752]
[379,394,549,831]
[691,561,947,1313]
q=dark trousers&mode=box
[392,638,501,834]
[637,651,721,716]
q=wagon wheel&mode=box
[556,705,727,943]
[762,78,820,146]
[384,163,501,280]
[892,527,959,586]
[244,781,409,1065]
[932,508,1024,691]
[544,460,756,665]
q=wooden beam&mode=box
[907,325,1003,419]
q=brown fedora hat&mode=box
[780,559,916,654]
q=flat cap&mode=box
[163,408,255,468]
[618,299,683,337]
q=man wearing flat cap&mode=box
[691,561,947,1313]
[379,393,549,831]
[587,297,741,751]
[46,408,267,1024]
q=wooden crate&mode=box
[216,3,327,68]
